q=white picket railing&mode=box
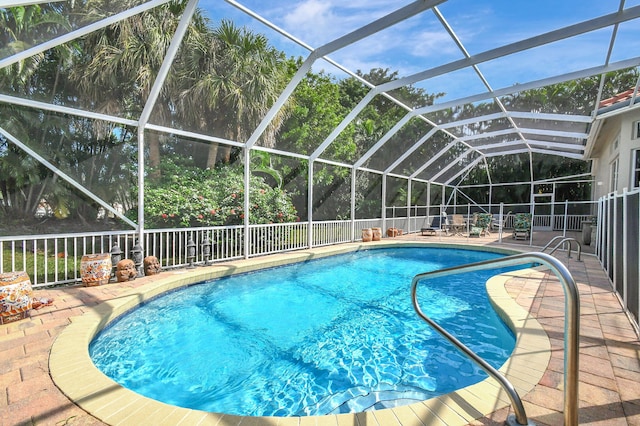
[248,222,307,256]
[1,221,363,287]
[0,230,137,287]
[0,205,597,288]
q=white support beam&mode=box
[139,0,198,126]
[414,57,640,117]
[354,115,413,168]
[437,110,592,130]
[145,124,242,148]
[0,94,138,127]
[526,140,586,152]
[472,139,528,150]
[482,148,539,157]
[384,128,439,173]
[313,158,352,170]
[0,0,64,7]
[471,139,585,152]
[245,0,445,151]
[457,173,592,188]
[410,139,460,179]
[508,110,592,123]
[520,128,588,139]
[225,0,314,52]
[457,127,588,142]
[444,156,484,186]
[438,112,506,129]
[482,148,584,160]
[0,126,137,228]
[529,148,585,159]
[0,0,171,69]
[245,56,315,149]
[376,5,640,94]
[428,149,473,182]
[458,127,517,142]
[313,0,446,59]
[310,90,377,160]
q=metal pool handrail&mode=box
[541,236,582,261]
[411,252,580,426]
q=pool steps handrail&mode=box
[411,252,579,426]
[541,236,582,261]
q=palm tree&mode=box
[0,3,70,80]
[70,1,210,177]
[178,20,290,168]
[0,4,74,218]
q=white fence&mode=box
[0,231,137,287]
[596,189,640,328]
[0,200,597,288]
[1,221,371,288]
[388,201,595,233]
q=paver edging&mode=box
[49,242,550,425]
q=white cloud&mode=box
[281,0,349,45]
[410,30,458,58]
[278,0,418,47]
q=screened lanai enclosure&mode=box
[1,0,640,286]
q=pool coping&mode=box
[49,241,551,426]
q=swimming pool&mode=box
[89,247,518,417]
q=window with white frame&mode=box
[610,157,619,193]
[633,149,640,189]
[634,120,640,139]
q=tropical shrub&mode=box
[138,160,298,228]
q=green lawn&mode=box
[2,248,82,285]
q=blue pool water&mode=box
[90,247,517,417]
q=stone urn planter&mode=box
[372,227,382,241]
[386,227,402,237]
[81,253,112,286]
[0,271,33,324]
[362,228,373,242]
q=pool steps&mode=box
[412,252,579,426]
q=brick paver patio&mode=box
[1,236,639,425]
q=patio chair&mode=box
[466,213,484,237]
[450,214,466,236]
[470,213,492,236]
[421,216,446,236]
[512,213,532,240]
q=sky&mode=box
[197,0,640,102]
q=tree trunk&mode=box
[148,133,161,179]
[220,144,232,163]
[206,143,220,169]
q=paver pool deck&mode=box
[1,235,639,425]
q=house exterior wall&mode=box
[590,108,640,201]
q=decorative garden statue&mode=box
[115,259,137,282]
[144,256,161,276]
